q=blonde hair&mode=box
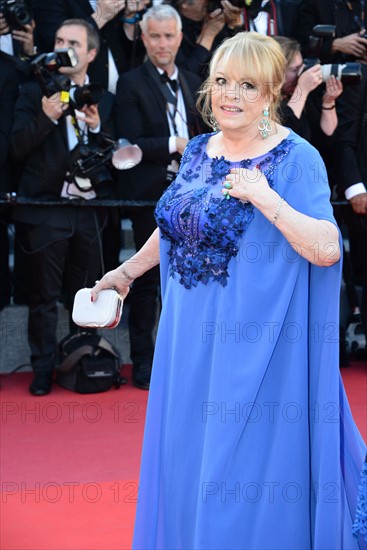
[197,32,287,127]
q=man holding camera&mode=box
[295,0,367,64]
[0,0,36,61]
[32,0,148,92]
[10,18,114,395]
[115,4,206,390]
[296,0,367,356]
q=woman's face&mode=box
[283,52,303,95]
[210,62,268,134]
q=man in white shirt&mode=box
[10,19,115,395]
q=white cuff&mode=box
[89,123,101,134]
[345,182,367,200]
[169,136,177,154]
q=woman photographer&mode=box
[275,36,343,149]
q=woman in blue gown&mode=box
[92,32,366,549]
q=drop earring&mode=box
[258,106,272,139]
[209,112,219,132]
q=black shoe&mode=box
[132,364,151,390]
[29,371,53,396]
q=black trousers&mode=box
[343,209,367,342]
[28,208,104,372]
[127,206,160,367]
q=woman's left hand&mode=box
[222,166,270,204]
[323,75,343,104]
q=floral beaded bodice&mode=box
[155,132,295,289]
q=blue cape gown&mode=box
[133,131,366,550]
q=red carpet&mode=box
[1,362,366,550]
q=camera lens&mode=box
[321,63,362,85]
[69,84,103,109]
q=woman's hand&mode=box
[297,64,323,97]
[222,166,271,204]
[91,266,132,303]
[322,75,343,105]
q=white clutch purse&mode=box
[72,288,123,329]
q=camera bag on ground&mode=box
[55,331,124,393]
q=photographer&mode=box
[10,18,114,396]
[295,0,367,357]
[0,0,36,60]
[333,63,367,357]
[167,0,244,77]
[0,59,19,311]
[32,0,147,92]
[275,36,343,148]
[295,0,367,64]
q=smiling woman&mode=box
[92,31,366,550]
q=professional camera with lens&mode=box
[303,24,362,85]
[31,48,104,107]
[68,138,143,196]
[31,48,78,97]
[31,48,143,195]
[0,0,32,30]
[68,140,115,197]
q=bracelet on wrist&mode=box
[121,264,134,282]
[321,104,335,110]
[272,198,285,225]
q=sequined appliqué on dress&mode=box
[155,132,294,288]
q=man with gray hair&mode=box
[115,3,206,390]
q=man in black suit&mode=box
[115,3,206,389]
[10,18,114,395]
[0,2,37,307]
[0,0,36,60]
[0,59,19,311]
[295,0,367,63]
[31,0,149,92]
[295,0,367,354]
[333,64,367,353]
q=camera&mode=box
[68,140,115,197]
[68,83,104,110]
[68,138,143,196]
[303,24,362,85]
[0,0,32,30]
[31,48,78,97]
[32,48,143,195]
[31,49,104,108]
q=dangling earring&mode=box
[258,106,272,139]
[209,112,219,132]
